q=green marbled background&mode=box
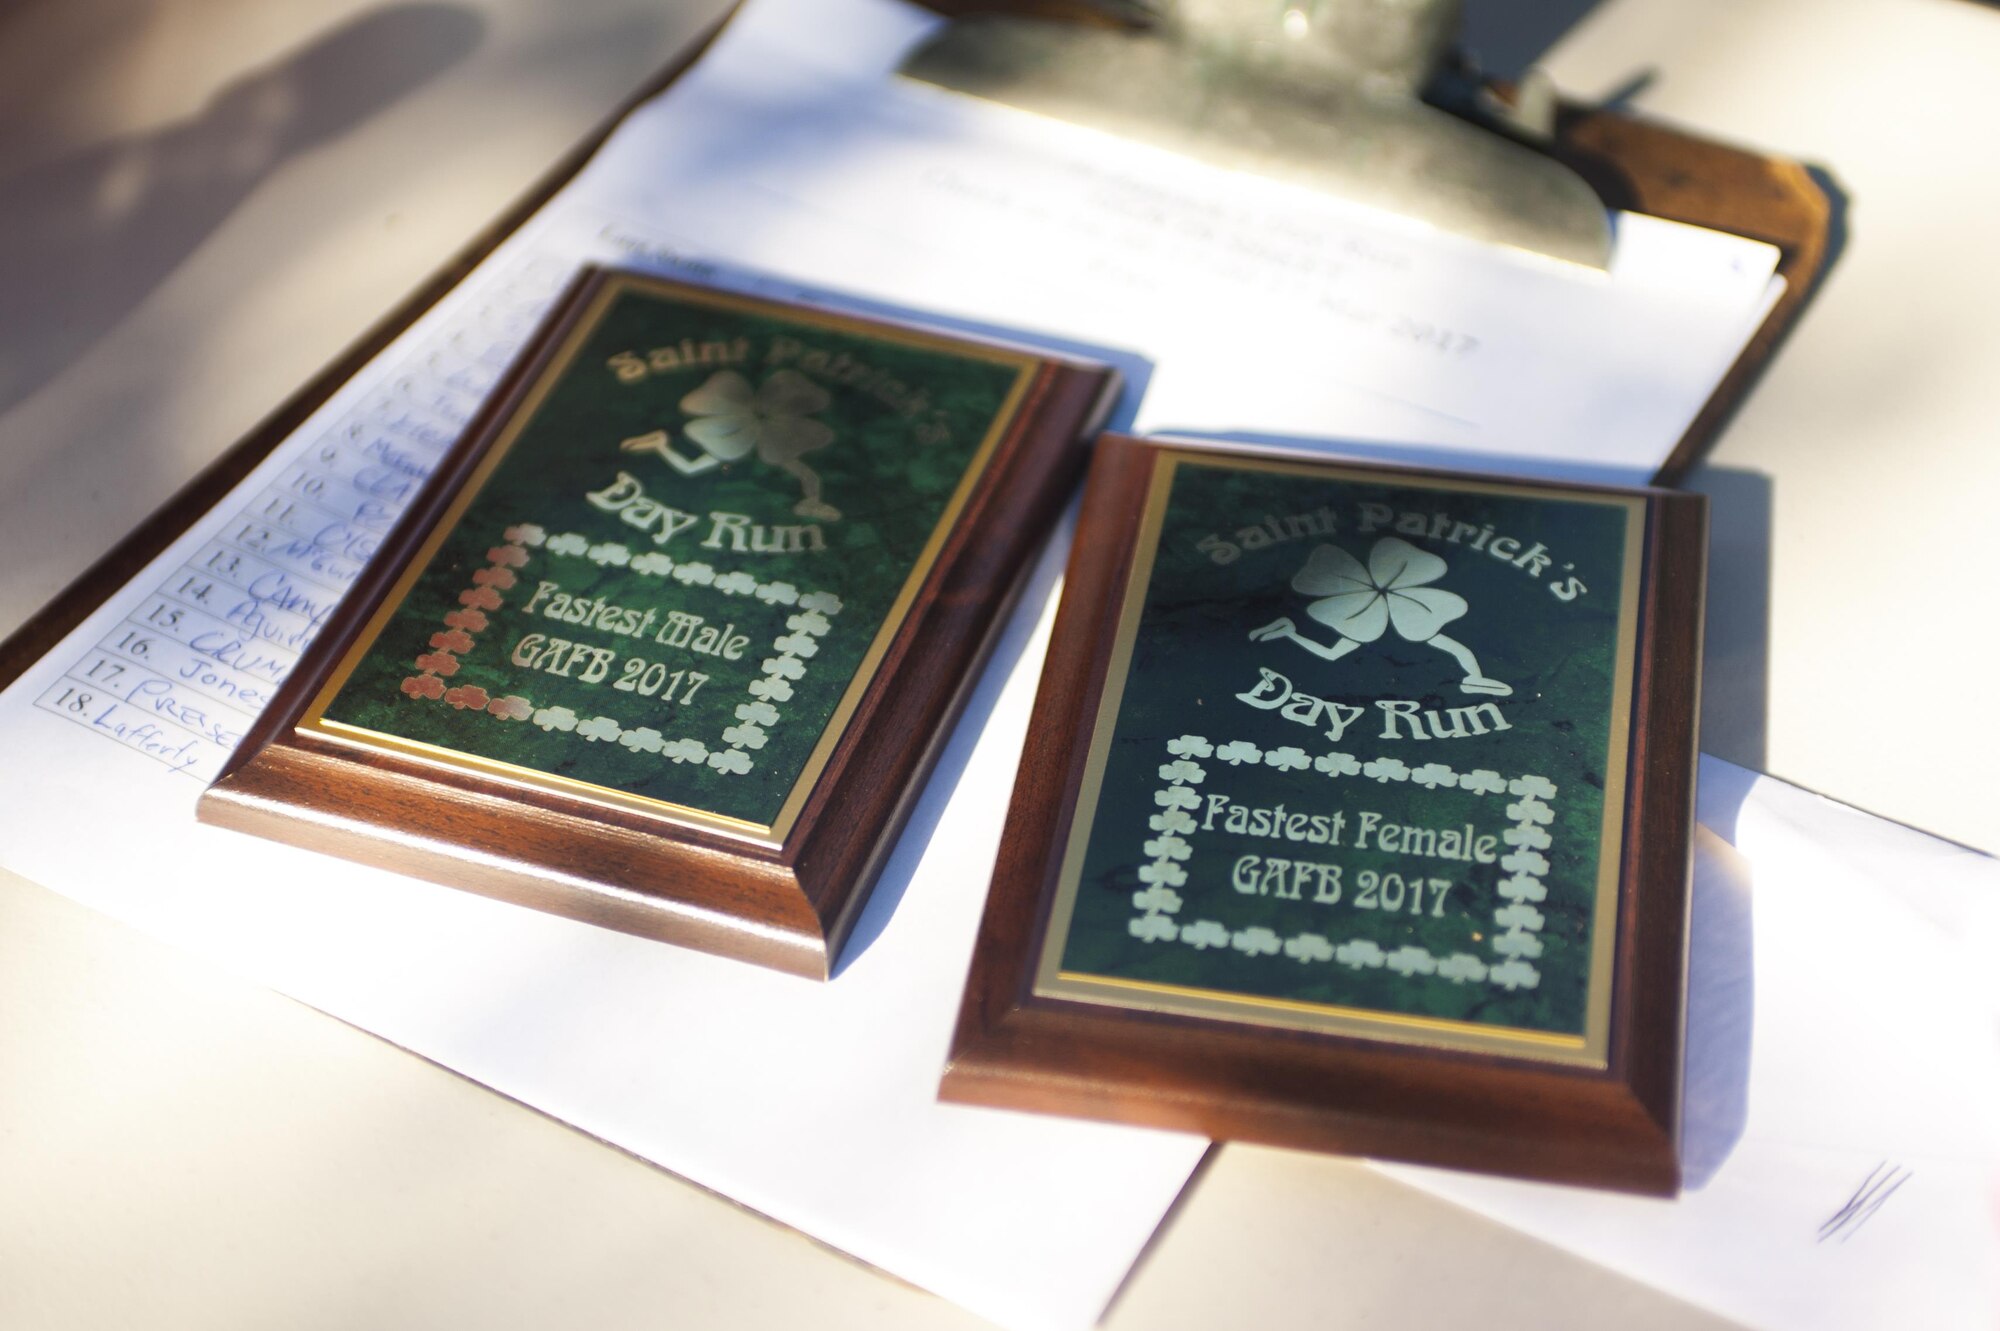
[1056,460,1633,1037]
[322,284,1025,827]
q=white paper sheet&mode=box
[577,0,1780,474]
[0,2,1799,1328]
[1381,756,2000,1331]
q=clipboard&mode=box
[0,0,1830,695]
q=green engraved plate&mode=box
[1036,451,1645,1065]
[303,273,1037,842]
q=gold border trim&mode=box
[1032,449,1646,1068]
[298,271,1040,848]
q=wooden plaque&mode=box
[944,436,1704,1193]
[200,268,1117,978]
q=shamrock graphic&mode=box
[1510,774,1559,801]
[1335,939,1386,969]
[1180,920,1230,951]
[722,723,768,751]
[532,706,577,732]
[634,369,842,521]
[1283,933,1335,964]
[631,552,675,577]
[788,610,832,637]
[1386,945,1438,977]
[665,738,709,764]
[1436,954,1489,984]
[486,695,532,722]
[1215,740,1262,766]
[400,675,444,701]
[619,726,665,754]
[1231,927,1281,957]
[1458,769,1507,795]
[1363,755,1411,784]
[798,591,843,616]
[1263,745,1310,772]
[1250,537,1511,696]
[1503,824,1553,851]
[1314,750,1361,778]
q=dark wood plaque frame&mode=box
[198,268,1117,979]
[942,435,1705,1194]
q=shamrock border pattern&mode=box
[1127,735,1554,993]
[396,522,843,779]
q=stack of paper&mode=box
[8,2,1983,1330]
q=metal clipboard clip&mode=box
[901,0,1612,269]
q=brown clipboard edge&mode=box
[1547,104,1833,484]
[0,1,1830,691]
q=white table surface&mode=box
[3,0,1994,1327]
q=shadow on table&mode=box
[0,3,483,416]
[1685,465,1772,775]
[1679,761,1760,1188]
[1671,466,1772,1185]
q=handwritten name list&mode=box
[32,253,575,779]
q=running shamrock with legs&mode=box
[1248,537,1512,696]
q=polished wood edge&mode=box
[1549,109,1832,485]
[201,749,829,977]
[943,435,1701,1194]
[201,267,1117,977]
[1609,491,1708,1171]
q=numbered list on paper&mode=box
[30,258,574,781]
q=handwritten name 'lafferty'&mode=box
[1194,500,1589,601]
